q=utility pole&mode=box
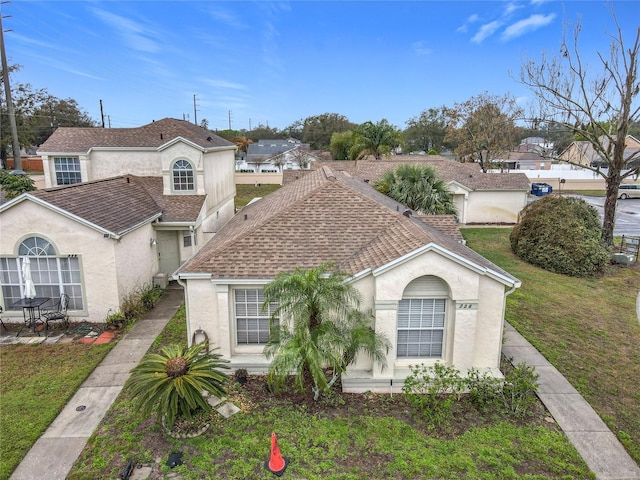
[249,118,252,131]
[99,99,105,128]
[193,94,198,126]
[0,8,22,170]
[228,110,232,130]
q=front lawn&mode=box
[0,343,112,479]
[67,308,593,479]
[462,227,640,464]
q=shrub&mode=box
[0,169,36,198]
[126,343,229,428]
[402,363,466,425]
[500,362,539,418]
[510,195,610,276]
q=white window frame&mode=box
[182,230,196,248]
[172,159,195,192]
[0,236,84,311]
[233,288,278,345]
[53,157,81,185]
[396,298,446,359]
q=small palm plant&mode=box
[126,343,229,428]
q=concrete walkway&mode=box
[9,286,185,480]
[503,323,640,480]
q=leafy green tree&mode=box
[351,119,403,160]
[300,113,356,150]
[126,343,229,428]
[404,107,448,153]
[246,123,283,142]
[329,130,357,160]
[374,164,457,215]
[0,169,35,198]
[263,263,390,400]
[445,92,522,172]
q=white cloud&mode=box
[412,41,432,56]
[202,79,247,90]
[206,8,247,29]
[502,13,556,40]
[90,8,161,53]
[472,21,502,43]
[503,2,523,17]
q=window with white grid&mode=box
[172,159,194,191]
[0,237,84,310]
[234,288,278,344]
[397,298,445,358]
[54,157,81,185]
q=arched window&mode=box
[1,236,83,310]
[397,276,449,358]
[172,159,194,191]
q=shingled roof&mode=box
[178,166,518,285]
[37,118,235,153]
[2,176,205,235]
[283,157,531,191]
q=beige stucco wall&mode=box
[181,246,512,393]
[235,172,283,185]
[0,200,119,322]
[466,191,528,224]
[0,199,160,323]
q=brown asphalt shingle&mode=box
[27,176,205,234]
[179,166,518,284]
[283,157,531,191]
[38,118,235,153]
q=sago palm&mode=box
[126,343,229,428]
[263,263,390,400]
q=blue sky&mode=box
[3,1,638,132]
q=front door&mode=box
[157,230,180,278]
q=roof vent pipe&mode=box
[244,214,248,220]
[160,133,163,140]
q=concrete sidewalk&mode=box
[9,286,185,480]
[503,323,640,480]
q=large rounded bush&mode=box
[510,195,610,277]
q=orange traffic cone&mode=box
[264,431,289,476]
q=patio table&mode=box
[10,297,50,336]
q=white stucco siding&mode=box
[203,149,236,212]
[161,143,206,195]
[201,198,235,234]
[466,191,527,224]
[89,150,161,180]
[0,200,120,322]
[183,278,220,350]
[113,223,158,301]
[472,276,509,368]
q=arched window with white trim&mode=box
[397,276,449,358]
[172,159,194,191]
[0,237,83,310]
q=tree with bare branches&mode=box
[519,12,639,246]
[445,92,523,173]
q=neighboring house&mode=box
[242,138,313,172]
[283,157,531,224]
[176,166,521,393]
[519,137,554,155]
[0,119,236,323]
[559,135,640,168]
[498,151,550,171]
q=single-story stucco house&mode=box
[176,166,521,393]
[283,156,531,225]
[0,119,236,323]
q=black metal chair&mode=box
[42,293,69,336]
[0,306,7,331]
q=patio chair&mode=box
[42,293,69,336]
[0,306,6,331]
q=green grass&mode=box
[0,343,113,479]
[235,184,281,208]
[462,227,640,463]
[65,309,594,479]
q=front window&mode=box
[397,298,445,358]
[54,157,81,185]
[0,237,84,310]
[234,288,278,344]
[172,160,194,191]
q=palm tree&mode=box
[263,263,390,400]
[126,343,229,428]
[352,119,402,160]
[233,136,253,156]
[374,163,457,215]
